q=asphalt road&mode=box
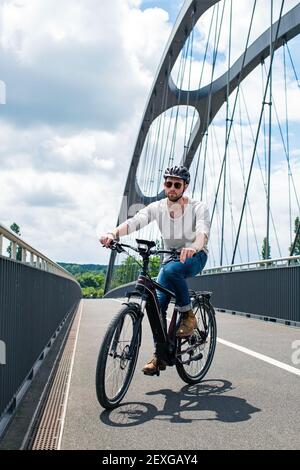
[61,299,300,450]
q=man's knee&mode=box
[163,262,185,279]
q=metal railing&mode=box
[0,223,82,436]
[104,254,300,325]
[0,223,74,280]
[188,264,300,325]
[203,255,300,275]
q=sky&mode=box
[0,0,184,264]
[0,0,299,266]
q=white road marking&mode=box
[217,338,300,377]
[169,316,300,376]
[109,299,300,377]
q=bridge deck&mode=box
[59,299,299,450]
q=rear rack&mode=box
[189,289,213,299]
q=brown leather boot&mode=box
[142,354,167,376]
[176,309,197,337]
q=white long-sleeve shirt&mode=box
[126,197,210,262]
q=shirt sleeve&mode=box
[126,201,158,234]
[195,202,211,240]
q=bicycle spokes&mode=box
[177,332,204,357]
[175,300,217,382]
[102,311,139,404]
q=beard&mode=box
[167,192,184,202]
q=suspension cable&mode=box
[286,41,300,88]
[220,0,233,265]
[265,0,274,260]
[193,1,223,201]
[231,0,285,267]
[283,41,292,245]
[238,91,250,260]
[210,0,257,226]
[189,5,217,152]
[211,122,243,263]
[183,20,195,152]
[169,31,192,162]
[261,61,300,213]
[200,0,226,200]
[240,84,282,258]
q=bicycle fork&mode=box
[110,303,143,361]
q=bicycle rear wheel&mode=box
[175,298,217,384]
[95,305,141,409]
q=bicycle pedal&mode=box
[143,369,160,377]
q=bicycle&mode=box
[96,238,217,410]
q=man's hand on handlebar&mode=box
[100,233,116,248]
[99,238,197,262]
[180,247,197,264]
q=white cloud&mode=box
[191,109,300,264]
[172,0,300,89]
[0,0,174,263]
[0,164,125,261]
[121,6,170,77]
[0,0,172,130]
[0,0,299,268]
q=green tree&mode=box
[76,271,105,298]
[66,264,81,275]
[109,239,164,290]
[261,237,271,260]
[289,216,300,256]
[110,252,163,290]
[76,271,105,288]
[10,222,21,235]
[111,256,140,289]
[149,255,160,278]
[7,223,22,261]
[76,272,97,288]
[58,263,106,276]
[94,272,105,286]
[81,286,104,298]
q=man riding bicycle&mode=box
[100,165,210,375]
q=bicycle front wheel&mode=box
[95,305,141,409]
[176,298,217,384]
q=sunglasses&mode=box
[164,181,183,189]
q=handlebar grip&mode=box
[108,240,123,253]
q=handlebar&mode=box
[154,249,181,256]
[107,240,181,258]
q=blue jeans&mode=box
[156,250,208,319]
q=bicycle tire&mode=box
[95,305,142,409]
[175,298,217,384]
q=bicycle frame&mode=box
[125,273,179,366]
[97,240,216,409]
[110,239,211,366]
